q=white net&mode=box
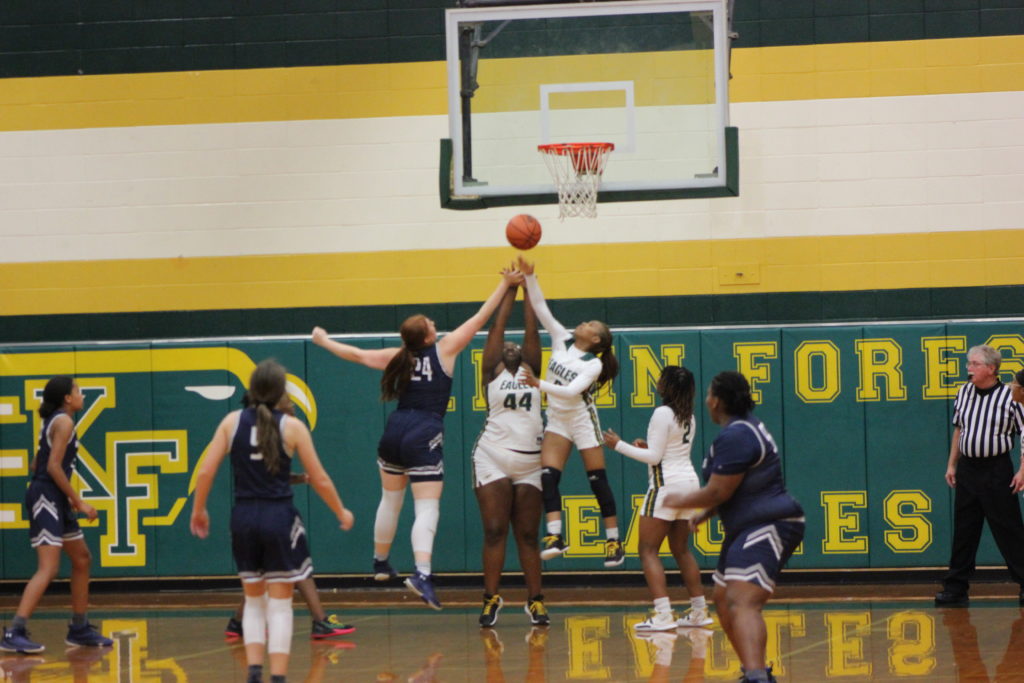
[538,143,614,219]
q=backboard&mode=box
[441,0,737,210]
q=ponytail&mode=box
[381,314,430,402]
[39,376,74,419]
[592,322,618,390]
[659,365,695,425]
[248,360,287,476]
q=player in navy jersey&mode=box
[473,280,548,627]
[1,376,113,655]
[190,360,354,683]
[312,267,522,610]
[664,371,803,683]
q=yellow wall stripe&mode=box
[0,36,1020,133]
[2,229,1021,316]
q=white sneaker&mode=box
[677,606,713,627]
[634,610,678,632]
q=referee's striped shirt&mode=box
[953,381,1024,458]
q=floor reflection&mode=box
[0,601,1021,681]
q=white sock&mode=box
[411,498,440,557]
[606,527,619,541]
[546,520,562,536]
[374,489,405,547]
[653,597,671,615]
[242,592,268,646]
[415,563,432,576]
[691,596,707,611]
[266,596,293,655]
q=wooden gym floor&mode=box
[1,582,1023,681]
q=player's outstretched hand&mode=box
[338,507,355,531]
[312,326,329,347]
[517,363,539,387]
[602,428,620,449]
[516,255,535,275]
[501,265,524,287]
[190,509,210,539]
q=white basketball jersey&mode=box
[480,368,543,452]
[647,407,699,488]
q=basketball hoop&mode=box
[538,142,614,219]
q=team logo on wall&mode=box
[0,347,316,569]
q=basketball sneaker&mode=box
[0,627,44,654]
[739,665,777,683]
[603,539,625,567]
[405,571,442,611]
[524,595,550,626]
[373,558,398,582]
[634,610,678,632]
[539,534,569,560]
[65,622,113,648]
[676,606,713,628]
[311,614,356,639]
[224,617,243,640]
[478,594,503,628]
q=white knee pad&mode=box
[411,498,440,555]
[266,596,294,655]
[374,489,405,546]
[242,593,268,646]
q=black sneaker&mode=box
[405,571,442,611]
[539,535,569,560]
[224,617,243,640]
[524,595,550,626]
[373,558,398,582]
[603,539,625,567]
[934,590,969,607]
[311,614,356,639]
[478,594,503,628]
[0,626,45,654]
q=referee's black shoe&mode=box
[934,590,969,607]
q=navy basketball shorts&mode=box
[25,481,83,548]
[377,409,445,483]
[713,517,805,593]
[231,499,313,584]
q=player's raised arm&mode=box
[517,256,570,348]
[436,267,522,368]
[312,326,402,370]
[480,282,519,387]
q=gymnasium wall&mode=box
[0,1,1022,343]
[2,320,1022,580]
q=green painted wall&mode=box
[3,319,1022,579]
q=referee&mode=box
[935,345,1024,607]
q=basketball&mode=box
[505,214,542,250]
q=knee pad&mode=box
[541,467,563,515]
[374,488,405,545]
[587,469,617,518]
[242,592,268,646]
[411,498,440,555]
[266,595,293,654]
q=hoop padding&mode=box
[538,142,614,219]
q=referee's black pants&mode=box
[943,454,1024,594]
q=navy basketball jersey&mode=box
[396,345,452,417]
[230,407,292,500]
[702,414,803,532]
[33,413,78,482]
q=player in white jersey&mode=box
[516,256,624,568]
[473,281,549,628]
[603,365,711,632]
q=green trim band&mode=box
[3,285,1021,345]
